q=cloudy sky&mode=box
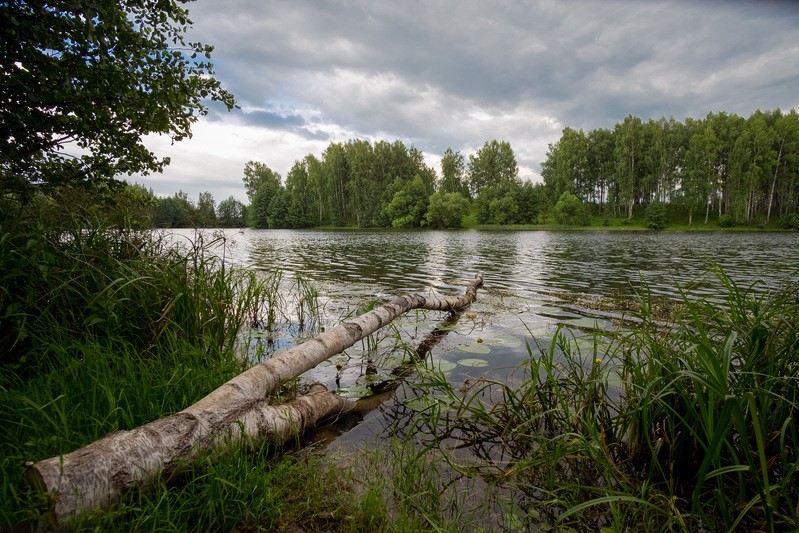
[133,0,799,204]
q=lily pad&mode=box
[562,317,611,330]
[419,359,457,373]
[458,358,489,368]
[486,334,523,348]
[335,385,373,399]
[456,342,491,354]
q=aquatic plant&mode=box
[406,264,799,531]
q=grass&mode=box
[403,263,799,531]
[0,197,505,531]
[3,189,796,531]
[0,193,291,528]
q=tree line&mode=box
[240,139,546,229]
[147,108,799,230]
[145,139,548,229]
[543,109,799,226]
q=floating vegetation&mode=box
[456,342,491,354]
[418,359,457,375]
[335,385,373,399]
[457,358,490,368]
[485,333,523,348]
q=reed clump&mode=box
[0,195,274,527]
[407,264,799,531]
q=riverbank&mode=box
[2,220,798,530]
[314,212,795,232]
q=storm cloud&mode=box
[136,0,799,202]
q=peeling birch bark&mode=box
[26,273,483,521]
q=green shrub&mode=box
[781,213,799,230]
[644,201,667,229]
[552,192,590,226]
[424,192,471,228]
[718,214,735,227]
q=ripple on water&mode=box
[166,228,799,443]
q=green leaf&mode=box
[485,334,523,348]
[335,385,373,399]
[458,358,489,368]
[456,342,491,354]
[419,360,457,373]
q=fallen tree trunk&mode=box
[26,273,483,521]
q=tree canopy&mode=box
[542,109,799,225]
[0,0,235,198]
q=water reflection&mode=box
[167,228,799,444]
[229,229,799,302]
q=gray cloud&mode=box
[139,0,799,200]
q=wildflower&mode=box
[595,357,602,364]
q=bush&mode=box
[718,214,736,227]
[781,213,799,230]
[552,192,590,227]
[644,201,666,229]
[424,192,471,229]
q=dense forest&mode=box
[146,107,799,230]
[543,109,799,226]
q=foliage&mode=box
[234,107,797,230]
[1,0,234,197]
[644,200,666,229]
[552,191,590,226]
[541,109,799,225]
[0,200,255,374]
[152,191,194,228]
[780,213,799,230]
[383,176,430,228]
[249,163,283,229]
[468,140,519,197]
[284,159,317,228]
[242,161,281,203]
[718,213,736,228]
[231,107,799,230]
[0,210,323,528]
[195,191,217,227]
[424,192,471,228]
[473,180,543,225]
[439,147,470,197]
[216,196,246,227]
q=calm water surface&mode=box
[172,229,799,444]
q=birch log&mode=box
[26,273,483,521]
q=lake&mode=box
[169,228,799,444]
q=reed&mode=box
[0,214,278,526]
[406,264,799,531]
